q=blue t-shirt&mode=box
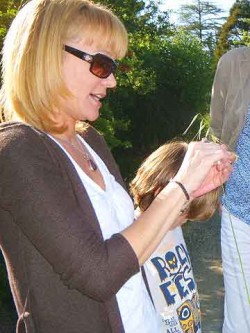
[222,110,250,225]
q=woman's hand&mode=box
[174,141,235,198]
[191,159,233,197]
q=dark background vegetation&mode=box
[0,0,250,330]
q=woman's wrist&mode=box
[170,175,195,200]
[169,179,190,201]
[169,179,191,214]
[158,179,191,216]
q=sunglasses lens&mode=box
[91,54,116,78]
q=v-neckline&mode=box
[48,134,107,193]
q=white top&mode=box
[143,218,202,333]
[49,134,160,333]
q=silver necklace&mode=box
[56,136,98,172]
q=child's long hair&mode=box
[130,141,219,221]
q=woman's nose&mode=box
[103,73,117,88]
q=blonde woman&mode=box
[0,0,234,332]
[130,141,219,333]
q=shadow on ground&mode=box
[183,212,224,333]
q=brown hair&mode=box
[130,141,219,221]
[0,0,128,133]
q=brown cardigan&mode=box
[0,122,139,333]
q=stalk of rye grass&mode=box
[184,113,248,306]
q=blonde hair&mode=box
[0,0,128,133]
[130,141,219,221]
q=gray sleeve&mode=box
[210,53,231,139]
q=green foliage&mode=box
[0,0,23,52]
[239,18,250,45]
[101,0,172,35]
[112,29,213,154]
[177,0,224,52]
[94,101,131,150]
[215,0,250,60]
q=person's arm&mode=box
[210,53,231,139]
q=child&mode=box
[130,141,219,333]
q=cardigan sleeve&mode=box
[210,52,231,140]
[0,123,139,302]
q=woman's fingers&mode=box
[175,141,234,196]
[192,162,233,198]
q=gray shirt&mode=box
[210,47,250,150]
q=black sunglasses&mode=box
[64,45,118,79]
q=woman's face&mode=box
[61,40,117,127]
